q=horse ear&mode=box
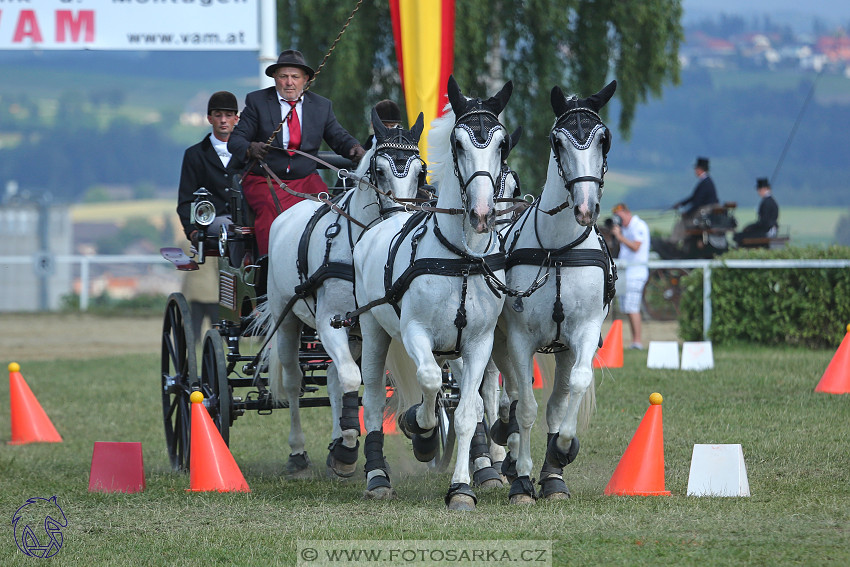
[447,75,466,114]
[584,80,617,112]
[409,112,425,143]
[506,126,523,157]
[372,107,389,139]
[490,80,513,114]
[551,85,569,118]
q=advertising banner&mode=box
[0,0,259,51]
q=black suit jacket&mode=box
[750,194,779,233]
[228,87,359,179]
[681,175,719,216]
[177,133,235,238]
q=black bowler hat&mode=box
[265,49,315,79]
[756,177,770,189]
[375,99,402,124]
[207,91,238,114]
[694,156,710,171]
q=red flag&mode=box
[390,0,454,164]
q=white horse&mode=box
[353,76,513,509]
[257,108,425,478]
[490,81,618,503]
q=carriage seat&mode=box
[739,232,790,250]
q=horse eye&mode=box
[376,168,386,178]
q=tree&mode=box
[278,0,682,192]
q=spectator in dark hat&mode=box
[227,49,365,255]
[364,99,403,151]
[176,90,240,341]
[671,156,720,242]
[734,177,779,245]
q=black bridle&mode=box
[542,107,610,216]
[450,106,509,208]
[369,129,426,218]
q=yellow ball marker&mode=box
[189,391,204,404]
[649,392,663,405]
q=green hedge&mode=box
[678,245,850,348]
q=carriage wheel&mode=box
[200,329,232,446]
[161,292,197,472]
[643,268,689,321]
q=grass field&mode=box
[2,339,848,565]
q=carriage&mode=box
[160,154,353,472]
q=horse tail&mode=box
[244,296,279,398]
[384,339,420,422]
[577,375,596,432]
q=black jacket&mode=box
[749,194,779,233]
[228,88,359,179]
[177,133,235,239]
[681,175,719,216]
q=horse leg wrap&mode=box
[400,403,431,436]
[364,431,392,491]
[489,400,519,446]
[444,482,477,507]
[284,452,312,475]
[470,422,501,487]
[501,451,518,484]
[546,432,580,468]
[509,475,538,500]
[538,462,570,498]
[339,391,361,435]
[411,427,439,462]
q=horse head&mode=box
[369,107,426,216]
[446,75,514,234]
[549,80,617,226]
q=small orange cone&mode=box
[7,362,62,445]
[532,359,544,389]
[815,324,850,394]
[359,387,397,434]
[604,392,671,496]
[594,320,624,368]
[187,391,250,492]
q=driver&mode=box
[671,156,719,242]
[227,49,366,255]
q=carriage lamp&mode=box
[190,188,216,227]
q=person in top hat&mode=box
[670,156,720,242]
[177,90,240,341]
[734,177,779,245]
[227,49,365,255]
[610,202,651,349]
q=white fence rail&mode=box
[3,255,849,339]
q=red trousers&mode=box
[241,172,328,255]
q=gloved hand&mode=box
[247,141,270,160]
[349,144,366,163]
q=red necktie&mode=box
[286,100,301,154]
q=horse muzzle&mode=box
[469,206,496,233]
[574,202,599,227]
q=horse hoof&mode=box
[479,478,504,489]
[326,460,357,479]
[509,493,536,505]
[363,486,397,500]
[284,452,312,478]
[447,494,476,511]
[542,491,569,501]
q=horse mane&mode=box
[426,103,459,193]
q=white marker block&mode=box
[647,341,679,369]
[681,341,714,370]
[687,444,750,497]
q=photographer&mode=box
[610,203,650,350]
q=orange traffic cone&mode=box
[532,359,544,389]
[594,320,624,368]
[815,324,850,394]
[604,393,671,496]
[359,387,398,434]
[7,362,62,445]
[187,391,250,492]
